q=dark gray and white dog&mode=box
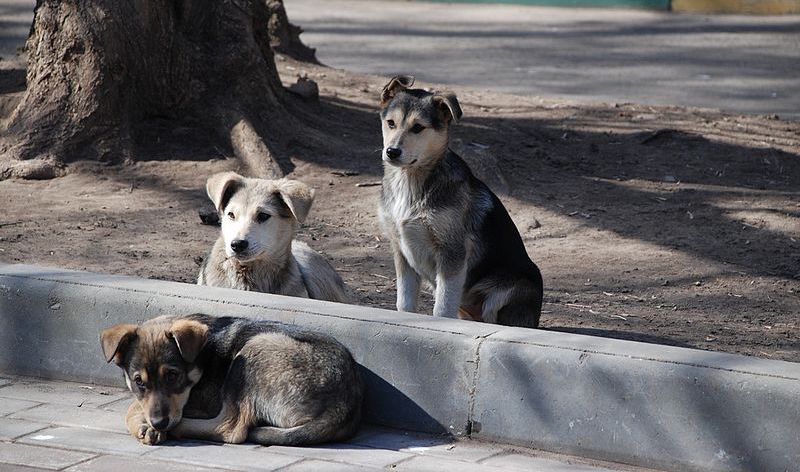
[377,76,543,327]
[101,314,363,446]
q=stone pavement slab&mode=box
[95,397,134,412]
[0,375,658,472]
[10,403,128,434]
[18,426,156,457]
[0,378,128,408]
[394,455,511,472]
[0,464,53,472]
[144,441,301,470]
[0,442,96,470]
[0,398,40,417]
[64,455,220,472]
[266,443,414,468]
[0,418,49,441]
[277,458,381,472]
[348,426,501,462]
[482,452,620,471]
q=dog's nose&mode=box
[385,147,402,160]
[230,239,249,253]
[150,416,170,431]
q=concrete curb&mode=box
[0,264,798,472]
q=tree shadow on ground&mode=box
[4,76,797,358]
[300,94,800,279]
[65,85,800,277]
[455,112,799,279]
[80,90,799,297]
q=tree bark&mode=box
[0,0,314,180]
[267,0,318,63]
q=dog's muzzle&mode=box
[385,147,403,160]
[230,239,249,254]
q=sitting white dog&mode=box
[198,172,348,302]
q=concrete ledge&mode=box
[1,264,798,472]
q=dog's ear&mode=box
[101,324,138,365]
[380,75,415,106]
[168,319,208,364]
[206,172,245,213]
[276,179,315,224]
[433,93,463,125]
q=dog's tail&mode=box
[246,408,361,446]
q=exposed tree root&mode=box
[0,0,319,181]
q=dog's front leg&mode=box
[433,266,467,319]
[394,248,421,313]
[126,401,166,445]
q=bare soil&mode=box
[1,55,798,362]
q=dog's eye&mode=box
[410,123,426,134]
[256,212,271,223]
[227,211,235,220]
[386,119,396,129]
[133,375,145,389]
[164,371,179,384]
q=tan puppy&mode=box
[198,172,347,302]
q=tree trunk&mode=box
[0,0,314,180]
[267,0,317,63]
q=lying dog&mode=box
[101,314,363,446]
[198,172,348,303]
[378,76,543,327]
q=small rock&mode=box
[49,303,61,310]
[288,76,319,101]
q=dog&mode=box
[101,314,363,446]
[377,75,543,328]
[198,172,348,303]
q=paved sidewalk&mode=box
[2,0,798,117]
[0,375,657,472]
[287,0,800,118]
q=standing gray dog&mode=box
[377,76,543,327]
[198,172,348,302]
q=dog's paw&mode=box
[136,424,166,445]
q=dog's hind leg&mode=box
[480,286,513,325]
[247,409,359,446]
[170,405,231,443]
[495,287,542,328]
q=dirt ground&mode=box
[1,55,798,362]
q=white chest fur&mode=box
[380,174,438,283]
